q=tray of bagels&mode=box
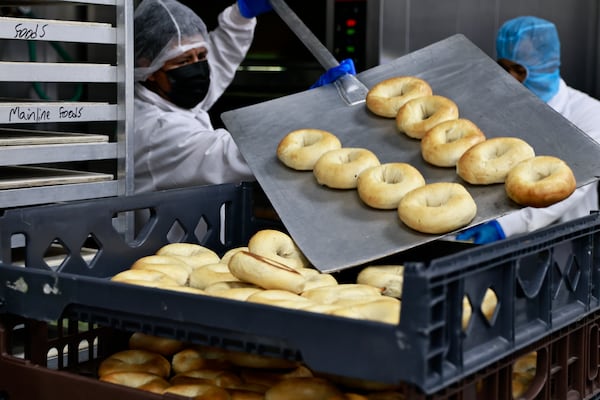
[1,180,600,396]
[222,34,600,273]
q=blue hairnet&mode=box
[134,0,209,81]
[496,16,561,102]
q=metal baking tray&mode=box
[222,34,600,273]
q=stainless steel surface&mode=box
[222,34,600,273]
[270,0,369,105]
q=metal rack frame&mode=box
[0,0,134,208]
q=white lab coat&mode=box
[497,79,600,236]
[134,4,255,194]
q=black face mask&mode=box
[165,60,210,109]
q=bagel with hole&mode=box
[366,76,433,118]
[313,147,381,189]
[277,129,342,171]
[357,163,426,210]
[398,182,477,234]
[248,229,309,270]
[421,118,486,167]
[396,95,459,139]
[456,137,535,184]
[505,155,576,207]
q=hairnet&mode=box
[496,16,561,102]
[134,0,209,82]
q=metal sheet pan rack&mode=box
[0,0,134,208]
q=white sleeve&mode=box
[497,183,598,237]
[201,4,256,110]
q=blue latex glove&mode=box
[310,58,357,89]
[237,0,272,18]
[455,220,506,244]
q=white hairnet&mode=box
[134,0,209,82]
[496,16,561,102]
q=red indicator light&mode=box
[346,18,357,27]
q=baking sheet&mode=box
[0,127,108,146]
[0,166,113,189]
[222,34,600,273]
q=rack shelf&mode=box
[0,0,133,208]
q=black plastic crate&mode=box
[0,182,599,394]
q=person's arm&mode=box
[200,4,258,109]
[497,183,597,237]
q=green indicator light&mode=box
[346,28,356,35]
[346,45,355,53]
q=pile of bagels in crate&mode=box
[111,229,402,325]
[276,75,577,235]
[98,331,409,399]
[105,227,536,397]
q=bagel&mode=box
[421,118,486,167]
[505,156,576,207]
[220,246,249,265]
[247,229,309,270]
[396,95,459,139]
[228,251,306,293]
[171,348,232,374]
[356,163,426,209]
[98,349,170,378]
[313,147,381,189]
[366,76,433,118]
[207,287,265,301]
[264,377,346,400]
[301,271,338,291]
[277,129,342,171]
[398,182,477,234]
[128,332,185,356]
[110,269,179,288]
[356,265,404,298]
[247,289,315,310]
[456,137,535,184]
[189,262,240,290]
[156,243,221,269]
[99,371,170,393]
[301,283,382,305]
[330,296,401,325]
[130,255,191,286]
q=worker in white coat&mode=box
[132,0,271,193]
[456,16,600,244]
[133,0,356,194]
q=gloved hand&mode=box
[310,58,357,89]
[237,0,273,18]
[455,220,506,244]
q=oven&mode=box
[178,0,382,125]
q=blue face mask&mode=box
[165,60,210,109]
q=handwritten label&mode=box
[14,22,48,40]
[8,106,84,122]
